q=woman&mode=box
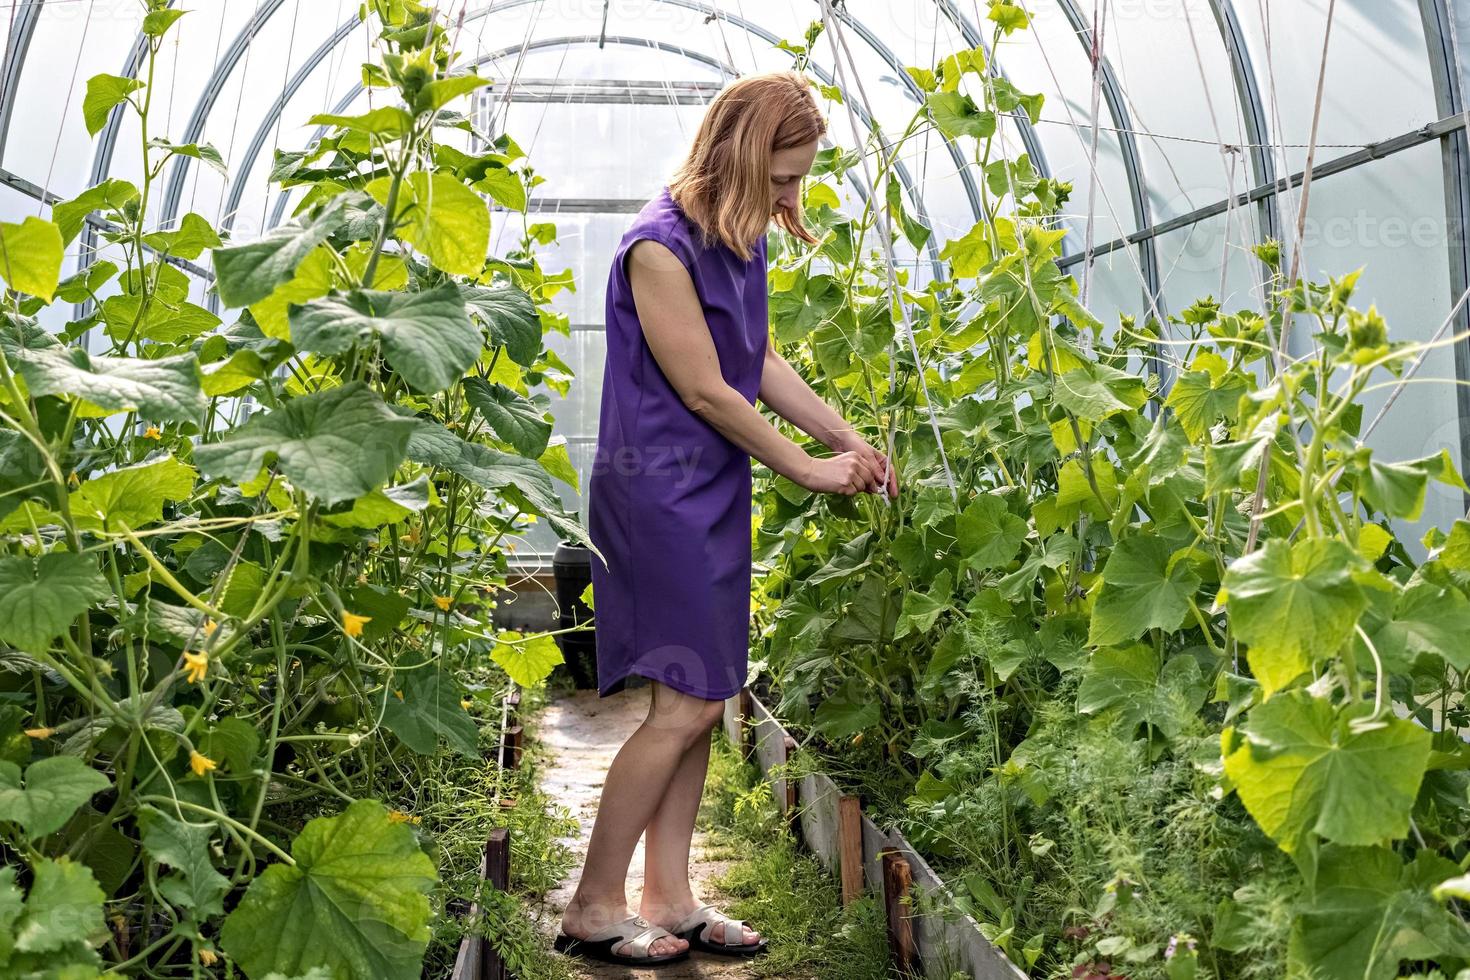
[554,70,898,966]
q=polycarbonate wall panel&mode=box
[990,0,1135,246]
[2,0,148,199]
[496,102,707,200]
[1234,0,1439,174]
[1154,206,1266,318]
[1298,144,1463,540]
[1101,0,1255,223]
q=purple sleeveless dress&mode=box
[588,184,769,702]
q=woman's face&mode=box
[769,139,820,216]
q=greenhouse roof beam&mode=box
[1052,0,1163,321]
[0,0,43,168]
[157,0,291,226]
[0,164,213,279]
[1206,0,1280,246]
[239,29,940,283]
[1414,0,1470,499]
[1058,107,1470,270]
[494,78,725,105]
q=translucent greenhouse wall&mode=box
[5,0,1470,553]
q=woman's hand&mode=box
[795,434,899,498]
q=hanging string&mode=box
[214,6,259,232]
[36,0,94,218]
[259,0,303,232]
[818,0,959,501]
[1011,0,1170,339]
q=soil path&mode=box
[538,687,757,979]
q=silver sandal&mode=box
[670,904,769,957]
[553,913,690,965]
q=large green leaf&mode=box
[70,455,195,532]
[1368,581,1470,672]
[1356,449,1467,522]
[1221,539,1366,697]
[1088,535,1201,646]
[1290,846,1470,980]
[405,420,591,548]
[463,377,551,457]
[142,212,222,261]
[366,171,489,277]
[195,382,416,506]
[51,179,139,245]
[955,494,1027,571]
[381,664,480,756]
[0,858,107,969]
[138,807,231,920]
[0,217,64,301]
[1076,646,1206,738]
[0,553,109,654]
[1163,351,1249,441]
[1223,692,1430,854]
[219,799,437,980]
[212,194,351,308]
[0,757,110,839]
[926,92,995,139]
[490,631,564,688]
[82,73,142,136]
[7,341,205,422]
[461,284,542,366]
[100,291,222,344]
[0,429,44,520]
[290,285,482,393]
[1051,360,1150,420]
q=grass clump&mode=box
[699,733,890,980]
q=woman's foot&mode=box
[639,894,762,947]
[561,893,689,958]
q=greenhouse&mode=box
[7,0,1470,977]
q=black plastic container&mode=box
[552,543,597,688]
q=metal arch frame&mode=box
[248,33,756,235]
[157,0,290,225]
[157,0,985,247]
[1415,0,1470,495]
[0,0,44,167]
[1206,0,1280,248]
[1051,0,1164,323]
[238,33,918,272]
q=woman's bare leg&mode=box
[559,681,722,956]
[639,731,761,946]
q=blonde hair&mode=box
[668,70,827,261]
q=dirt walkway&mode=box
[538,687,756,979]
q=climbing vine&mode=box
[0,1,578,976]
[755,5,1470,978]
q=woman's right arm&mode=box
[625,239,883,495]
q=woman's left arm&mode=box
[757,345,899,498]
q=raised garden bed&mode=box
[724,688,1025,980]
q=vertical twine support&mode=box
[483,828,511,980]
[837,795,864,906]
[881,850,918,974]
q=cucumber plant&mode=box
[755,4,1470,977]
[0,1,580,975]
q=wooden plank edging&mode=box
[726,687,1025,980]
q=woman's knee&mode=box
[647,684,724,743]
